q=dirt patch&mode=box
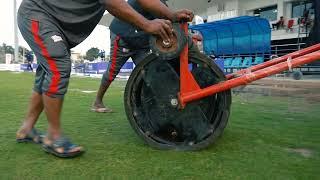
[235,78,320,103]
[285,148,314,158]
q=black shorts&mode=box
[18,12,71,98]
[101,32,150,86]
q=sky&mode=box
[0,0,111,55]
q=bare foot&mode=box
[91,101,113,113]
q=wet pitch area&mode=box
[233,76,320,104]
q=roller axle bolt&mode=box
[162,40,172,48]
[171,131,178,137]
[170,98,178,107]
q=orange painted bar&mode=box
[226,43,320,79]
[180,51,320,105]
[179,23,201,108]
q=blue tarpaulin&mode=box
[189,16,271,56]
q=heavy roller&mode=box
[124,23,320,151]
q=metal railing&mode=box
[271,43,306,57]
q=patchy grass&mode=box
[0,71,319,179]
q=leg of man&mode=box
[16,16,48,139]
[17,15,82,157]
[16,91,43,138]
[93,34,133,112]
[43,95,63,140]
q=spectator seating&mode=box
[224,58,233,68]
[241,57,253,68]
[286,19,295,32]
[223,56,264,70]
[252,56,264,65]
[230,57,242,68]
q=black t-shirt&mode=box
[19,0,105,47]
[109,0,167,49]
[110,0,156,38]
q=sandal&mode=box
[90,105,113,113]
[16,128,44,144]
[42,137,85,158]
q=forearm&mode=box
[104,0,149,30]
[103,0,173,40]
[136,0,175,21]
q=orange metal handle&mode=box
[180,49,320,105]
[177,17,320,108]
[178,23,201,108]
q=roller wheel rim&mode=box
[124,51,232,151]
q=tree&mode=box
[0,44,13,63]
[0,44,31,63]
[19,46,30,57]
[85,47,100,61]
[2,43,14,54]
[18,46,31,63]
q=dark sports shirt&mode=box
[18,0,105,47]
[110,0,167,38]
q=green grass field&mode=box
[0,71,319,179]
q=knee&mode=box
[44,59,71,99]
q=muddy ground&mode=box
[233,76,320,104]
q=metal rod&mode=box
[226,43,320,79]
[180,51,320,105]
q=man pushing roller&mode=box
[16,0,180,158]
[91,0,194,113]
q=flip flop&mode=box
[16,128,44,144]
[90,106,113,113]
[42,137,85,158]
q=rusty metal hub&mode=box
[150,23,188,60]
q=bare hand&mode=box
[143,19,173,41]
[173,9,194,22]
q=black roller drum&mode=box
[124,49,232,150]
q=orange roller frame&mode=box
[178,24,320,108]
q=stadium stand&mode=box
[224,58,233,69]
[241,57,253,68]
[230,57,242,68]
[252,56,264,65]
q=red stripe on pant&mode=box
[108,36,120,85]
[31,20,61,97]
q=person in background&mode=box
[91,0,194,113]
[300,9,312,32]
[307,0,319,65]
[99,50,106,61]
[272,16,285,30]
[25,51,34,72]
[308,0,319,45]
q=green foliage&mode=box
[0,44,30,63]
[19,46,30,57]
[0,44,14,63]
[85,47,100,61]
[2,43,14,54]
[0,71,319,179]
